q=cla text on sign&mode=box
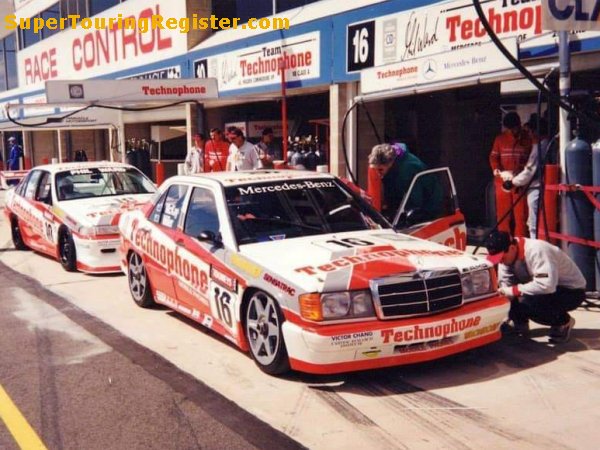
[542,0,600,31]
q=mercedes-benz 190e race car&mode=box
[5,162,156,273]
[119,170,509,375]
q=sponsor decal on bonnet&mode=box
[296,247,463,275]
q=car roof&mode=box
[171,170,337,188]
[31,161,136,174]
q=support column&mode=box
[118,111,126,164]
[108,127,113,162]
[22,131,32,169]
[57,130,63,164]
[558,31,571,251]
[357,99,385,187]
[185,102,199,151]
[0,133,5,170]
[329,82,358,178]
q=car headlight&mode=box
[79,225,120,237]
[299,290,375,321]
[461,269,494,300]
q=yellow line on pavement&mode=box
[0,384,48,450]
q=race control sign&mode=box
[542,0,600,31]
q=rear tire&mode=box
[128,251,155,308]
[59,229,77,272]
[10,217,28,250]
[244,290,290,375]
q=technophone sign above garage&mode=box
[194,31,320,93]
[345,0,544,74]
[16,0,187,88]
[360,39,517,94]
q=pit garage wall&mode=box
[27,129,109,166]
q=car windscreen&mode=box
[225,178,390,244]
[55,167,156,201]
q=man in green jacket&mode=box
[368,143,437,223]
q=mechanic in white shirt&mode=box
[485,230,586,343]
[184,133,205,174]
[226,128,259,171]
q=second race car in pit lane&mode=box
[119,170,509,375]
[4,162,156,273]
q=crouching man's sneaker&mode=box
[501,320,530,336]
[549,317,576,343]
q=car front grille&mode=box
[370,269,463,319]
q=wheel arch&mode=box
[56,224,70,259]
[237,286,259,352]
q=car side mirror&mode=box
[197,230,223,248]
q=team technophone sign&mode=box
[542,0,600,31]
[194,31,320,92]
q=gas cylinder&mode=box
[592,139,600,291]
[565,136,594,290]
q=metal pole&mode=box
[57,130,63,163]
[118,110,126,164]
[281,61,288,163]
[558,31,571,250]
[272,0,276,15]
[108,127,113,162]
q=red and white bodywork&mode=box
[4,162,156,273]
[119,170,508,375]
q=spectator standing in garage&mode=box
[368,143,428,222]
[185,133,205,175]
[204,128,229,172]
[485,230,586,343]
[489,112,534,237]
[6,136,23,170]
[254,127,280,169]
[227,128,259,171]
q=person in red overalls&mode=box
[489,112,535,237]
[204,128,230,172]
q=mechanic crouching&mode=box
[484,230,586,343]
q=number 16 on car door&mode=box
[209,279,238,336]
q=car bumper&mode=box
[282,295,509,374]
[73,234,122,274]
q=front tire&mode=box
[128,251,155,308]
[59,229,77,272]
[10,217,28,250]
[244,290,290,375]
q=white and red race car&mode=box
[119,170,508,375]
[4,162,156,273]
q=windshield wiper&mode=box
[241,216,322,231]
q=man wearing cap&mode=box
[6,136,23,171]
[485,230,586,343]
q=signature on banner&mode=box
[403,12,440,61]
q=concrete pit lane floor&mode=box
[1,191,600,449]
